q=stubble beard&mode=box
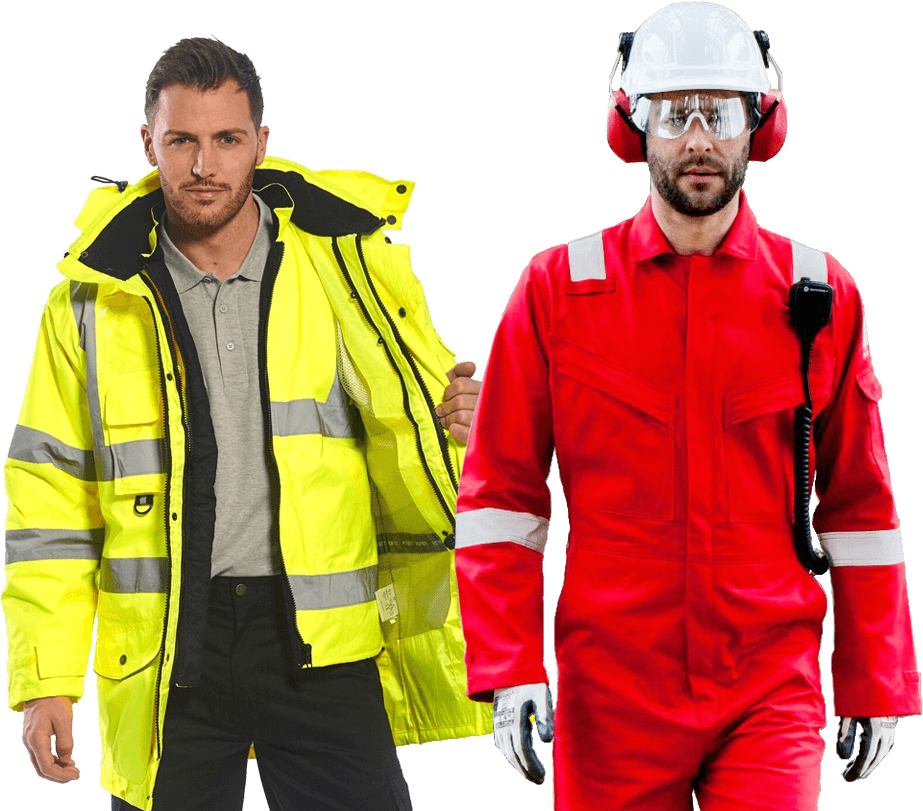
[649,146,749,218]
[161,163,256,238]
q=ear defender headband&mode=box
[606,29,788,163]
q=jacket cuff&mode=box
[466,666,550,704]
[7,649,86,712]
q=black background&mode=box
[4,9,921,811]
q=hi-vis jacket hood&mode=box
[4,156,491,809]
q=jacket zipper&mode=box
[258,243,310,666]
[332,236,456,529]
[140,269,191,757]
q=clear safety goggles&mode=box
[630,94,757,141]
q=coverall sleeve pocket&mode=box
[856,365,888,476]
[551,337,675,520]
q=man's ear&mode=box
[255,126,270,166]
[141,124,157,167]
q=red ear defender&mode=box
[750,90,787,162]
[607,89,646,163]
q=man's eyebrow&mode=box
[161,128,250,138]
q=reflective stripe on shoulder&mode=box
[69,282,166,481]
[791,240,828,285]
[818,529,904,566]
[455,507,549,554]
[567,231,606,282]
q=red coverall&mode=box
[455,193,920,810]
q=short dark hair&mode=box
[145,37,263,128]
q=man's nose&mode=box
[193,144,218,179]
[682,114,714,153]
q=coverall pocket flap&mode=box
[553,337,673,426]
[725,374,804,425]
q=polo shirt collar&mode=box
[628,189,759,263]
[158,194,273,292]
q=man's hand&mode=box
[23,696,79,782]
[837,715,898,781]
[493,683,554,784]
[436,361,481,445]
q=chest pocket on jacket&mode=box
[99,371,165,497]
[551,336,675,520]
[724,369,831,523]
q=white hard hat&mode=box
[620,2,771,96]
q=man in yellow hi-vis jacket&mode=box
[3,37,491,810]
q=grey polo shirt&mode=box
[159,195,281,577]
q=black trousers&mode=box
[112,576,412,811]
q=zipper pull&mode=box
[91,175,128,192]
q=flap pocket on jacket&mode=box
[35,647,88,680]
[102,373,161,430]
[100,372,165,496]
[93,619,162,680]
[553,337,673,427]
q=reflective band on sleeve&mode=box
[455,508,549,554]
[288,565,378,611]
[818,529,904,566]
[791,240,828,285]
[567,231,606,282]
[99,557,168,594]
[8,425,95,481]
[271,373,359,439]
[5,527,104,564]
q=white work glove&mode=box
[493,683,554,784]
[836,716,898,781]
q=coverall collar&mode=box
[629,190,759,264]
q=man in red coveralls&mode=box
[453,3,921,809]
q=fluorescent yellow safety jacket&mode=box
[3,156,492,809]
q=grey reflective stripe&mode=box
[99,438,164,481]
[791,240,828,285]
[99,557,168,593]
[70,282,106,481]
[377,533,448,554]
[818,529,904,567]
[68,282,166,482]
[288,565,378,611]
[5,527,104,564]
[567,231,606,282]
[8,425,95,481]
[455,507,549,554]
[271,372,358,439]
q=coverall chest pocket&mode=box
[550,337,675,520]
[723,371,830,523]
